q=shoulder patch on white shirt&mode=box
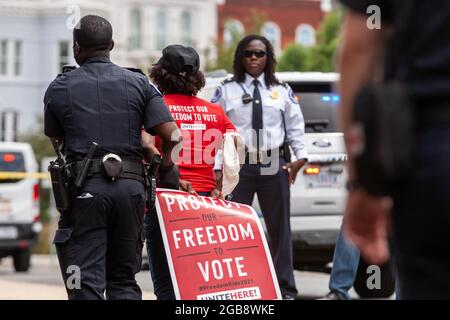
[288,88,299,104]
[211,86,222,103]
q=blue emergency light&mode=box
[321,95,340,103]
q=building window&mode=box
[261,22,281,52]
[14,41,22,76]
[223,19,244,47]
[58,41,70,73]
[129,8,142,50]
[180,11,192,46]
[321,0,333,12]
[296,24,316,47]
[156,11,167,50]
[0,40,7,76]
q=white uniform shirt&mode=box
[212,73,308,160]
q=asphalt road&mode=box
[0,254,359,300]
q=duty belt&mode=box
[245,146,286,165]
[70,158,145,183]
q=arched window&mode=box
[223,19,244,47]
[156,10,167,50]
[295,24,316,47]
[261,22,281,52]
[129,8,142,50]
[181,11,192,46]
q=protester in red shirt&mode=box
[150,97,236,196]
[147,49,236,198]
[143,45,236,300]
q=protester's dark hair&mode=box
[150,64,205,96]
[73,15,113,50]
[233,34,277,87]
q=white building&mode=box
[0,0,219,134]
[111,0,219,68]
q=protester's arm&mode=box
[213,149,224,196]
[141,131,160,162]
[338,10,390,265]
[211,170,223,199]
[143,81,181,167]
[153,122,182,167]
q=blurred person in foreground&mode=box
[142,45,240,299]
[339,0,450,299]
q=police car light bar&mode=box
[321,95,340,103]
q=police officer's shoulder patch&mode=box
[62,65,77,74]
[57,65,77,77]
[288,87,299,104]
[211,86,222,103]
[125,67,145,75]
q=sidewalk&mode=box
[0,278,156,300]
[0,255,156,300]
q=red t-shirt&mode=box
[156,94,236,192]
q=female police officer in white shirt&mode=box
[212,34,308,300]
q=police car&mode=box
[201,71,395,298]
[0,142,41,272]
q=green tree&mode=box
[19,116,54,162]
[205,40,237,72]
[275,10,342,72]
[277,44,311,72]
[308,10,342,72]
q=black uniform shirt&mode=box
[340,0,450,99]
[44,57,173,161]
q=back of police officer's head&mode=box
[150,45,205,96]
[73,15,114,65]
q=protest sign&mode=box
[155,189,282,300]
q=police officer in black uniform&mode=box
[44,15,180,300]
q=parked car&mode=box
[0,142,41,272]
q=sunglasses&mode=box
[244,50,267,58]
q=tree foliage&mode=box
[19,116,54,162]
[308,10,342,72]
[277,10,342,72]
[277,44,311,72]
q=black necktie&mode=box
[252,79,263,154]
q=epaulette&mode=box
[63,65,77,73]
[277,79,289,89]
[221,77,236,86]
[125,67,145,75]
[57,65,77,76]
